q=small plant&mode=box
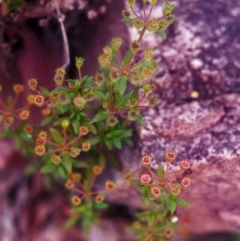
[124,153,191,241]
[0,0,191,240]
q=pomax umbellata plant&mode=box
[0,0,191,240]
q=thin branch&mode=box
[53,0,70,69]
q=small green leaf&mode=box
[142,194,150,207]
[123,50,132,67]
[62,154,74,173]
[40,164,55,173]
[113,137,122,149]
[157,163,165,179]
[115,92,132,107]
[131,179,142,187]
[39,86,50,96]
[50,127,63,145]
[169,199,177,214]
[90,109,108,123]
[155,30,166,39]
[175,198,191,208]
[41,116,53,126]
[94,202,109,210]
[64,216,79,229]
[6,95,13,108]
[73,161,88,168]
[118,76,127,95]
[89,136,101,145]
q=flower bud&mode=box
[50,97,58,107]
[82,141,91,152]
[105,181,116,191]
[151,186,161,197]
[61,119,70,129]
[141,67,154,79]
[69,148,81,158]
[13,84,24,95]
[79,126,89,136]
[180,159,191,170]
[38,131,47,139]
[133,18,145,30]
[111,37,123,51]
[93,165,102,175]
[34,95,45,107]
[54,75,64,86]
[165,151,177,162]
[85,91,94,101]
[141,154,152,166]
[122,170,132,181]
[36,137,46,146]
[65,180,74,189]
[148,19,159,32]
[122,10,131,20]
[148,95,158,107]
[163,1,175,14]
[144,47,154,59]
[18,110,29,120]
[103,45,112,56]
[128,108,139,121]
[107,116,118,126]
[51,155,61,164]
[128,98,138,107]
[165,13,176,25]
[158,19,168,30]
[41,108,51,116]
[139,173,151,184]
[128,0,136,6]
[95,194,104,203]
[181,177,191,188]
[95,72,105,86]
[171,185,181,196]
[109,70,120,82]
[143,83,154,94]
[24,124,33,134]
[34,145,46,156]
[56,67,65,75]
[98,54,110,67]
[164,228,173,237]
[75,57,85,69]
[130,41,141,53]
[4,116,14,125]
[71,195,81,205]
[28,78,38,90]
[73,95,86,109]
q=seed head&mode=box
[51,155,61,164]
[34,95,45,107]
[181,177,191,188]
[34,145,46,156]
[82,141,91,152]
[139,173,151,184]
[4,116,14,125]
[71,195,81,205]
[151,186,161,197]
[79,126,89,136]
[19,110,30,120]
[75,57,85,69]
[93,165,102,175]
[180,159,191,170]
[95,194,104,203]
[165,151,177,162]
[141,154,152,166]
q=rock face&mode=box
[132,0,240,236]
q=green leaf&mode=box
[142,194,150,207]
[123,50,132,67]
[136,113,144,126]
[118,76,127,96]
[41,116,53,126]
[40,164,55,173]
[155,30,166,40]
[104,138,113,149]
[131,179,142,187]
[94,202,109,210]
[62,155,73,173]
[157,163,165,179]
[169,199,177,214]
[73,161,88,168]
[64,216,79,229]
[89,136,101,145]
[113,137,122,149]
[39,86,50,96]
[115,92,132,107]
[50,127,63,145]
[6,95,13,108]
[175,198,191,208]
[90,109,108,123]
